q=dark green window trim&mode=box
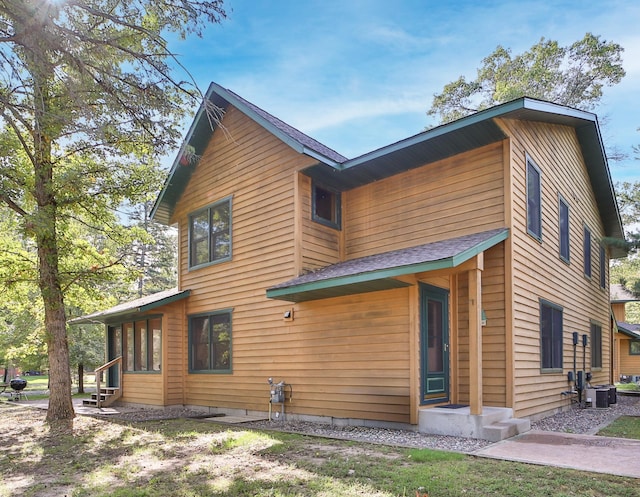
[312,182,341,230]
[188,196,232,269]
[590,321,602,369]
[526,155,542,241]
[583,225,592,278]
[189,309,232,373]
[540,299,563,371]
[630,340,640,356]
[599,244,606,289]
[558,195,570,263]
[112,315,162,373]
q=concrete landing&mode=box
[419,405,530,441]
[474,430,640,478]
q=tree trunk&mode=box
[28,56,75,426]
[77,363,84,394]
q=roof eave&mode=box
[267,229,508,303]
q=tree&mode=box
[0,0,226,428]
[428,33,625,124]
[126,199,178,299]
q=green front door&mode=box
[420,283,449,404]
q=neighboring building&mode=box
[611,284,640,382]
[73,83,625,440]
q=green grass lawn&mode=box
[598,416,640,440]
[1,407,638,497]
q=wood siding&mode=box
[345,142,505,259]
[299,174,342,272]
[499,118,612,418]
[618,336,640,376]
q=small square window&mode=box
[630,341,640,355]
[313,183,341,229]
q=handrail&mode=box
[94,356,122,408]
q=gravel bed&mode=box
[99,392,640,454]
[530,392,640,434]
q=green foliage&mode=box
[428,33,625,124]
[0,1,227,420]
[611,181,640,322]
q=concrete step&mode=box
[483,418,531,442]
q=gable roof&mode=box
[69,288,191,324]
[151,84,624,256]
[151,82,346,225]
[266,228,508,302]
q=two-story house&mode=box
[75,82,625,440]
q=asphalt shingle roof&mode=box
[269,228,508,292]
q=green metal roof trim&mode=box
[302,98,624,256]
[151,82,346,225]
[69,288,191,325]
[150,84,623,257]
[267,228,509,302]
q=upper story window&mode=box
[540,299,563,371]
[558,196,570,262]
[189,197,232,268]
[526,157,542,240]
[189,310,232,373]
[312,183,341,229]
[599,245,606,289]
[583,226,592,278]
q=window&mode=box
[189,198,231,268]
[190,311,232,372]
[540,300,563,370]
[526,157,542,240]
[599,245,606,289]
[559,196,570,262]
[583,226,592,278]
[122,318,161,372]
[591,322,602,369]
[630,341,640,355]
[312,183,341,229]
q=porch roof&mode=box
[266,228,509,302]
[617,322,640,340]
[69,288,191,325]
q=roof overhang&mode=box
[151,82,345,225]
[69,288,191,325]
[267,228,508,302]
[302,98,625,257]
[617,322,640,340]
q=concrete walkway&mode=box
[474,430,640,478]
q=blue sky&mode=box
[169,0,640,183]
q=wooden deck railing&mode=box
[94,356,122,408]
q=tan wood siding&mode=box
[164,300,186,405]
[618,336,640,376]
[499,118,612,418]
[121,373,164,405]
[481,243,507,406]
[299,174,342,272]
[184,289,412,422]
[345,142,505,259]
